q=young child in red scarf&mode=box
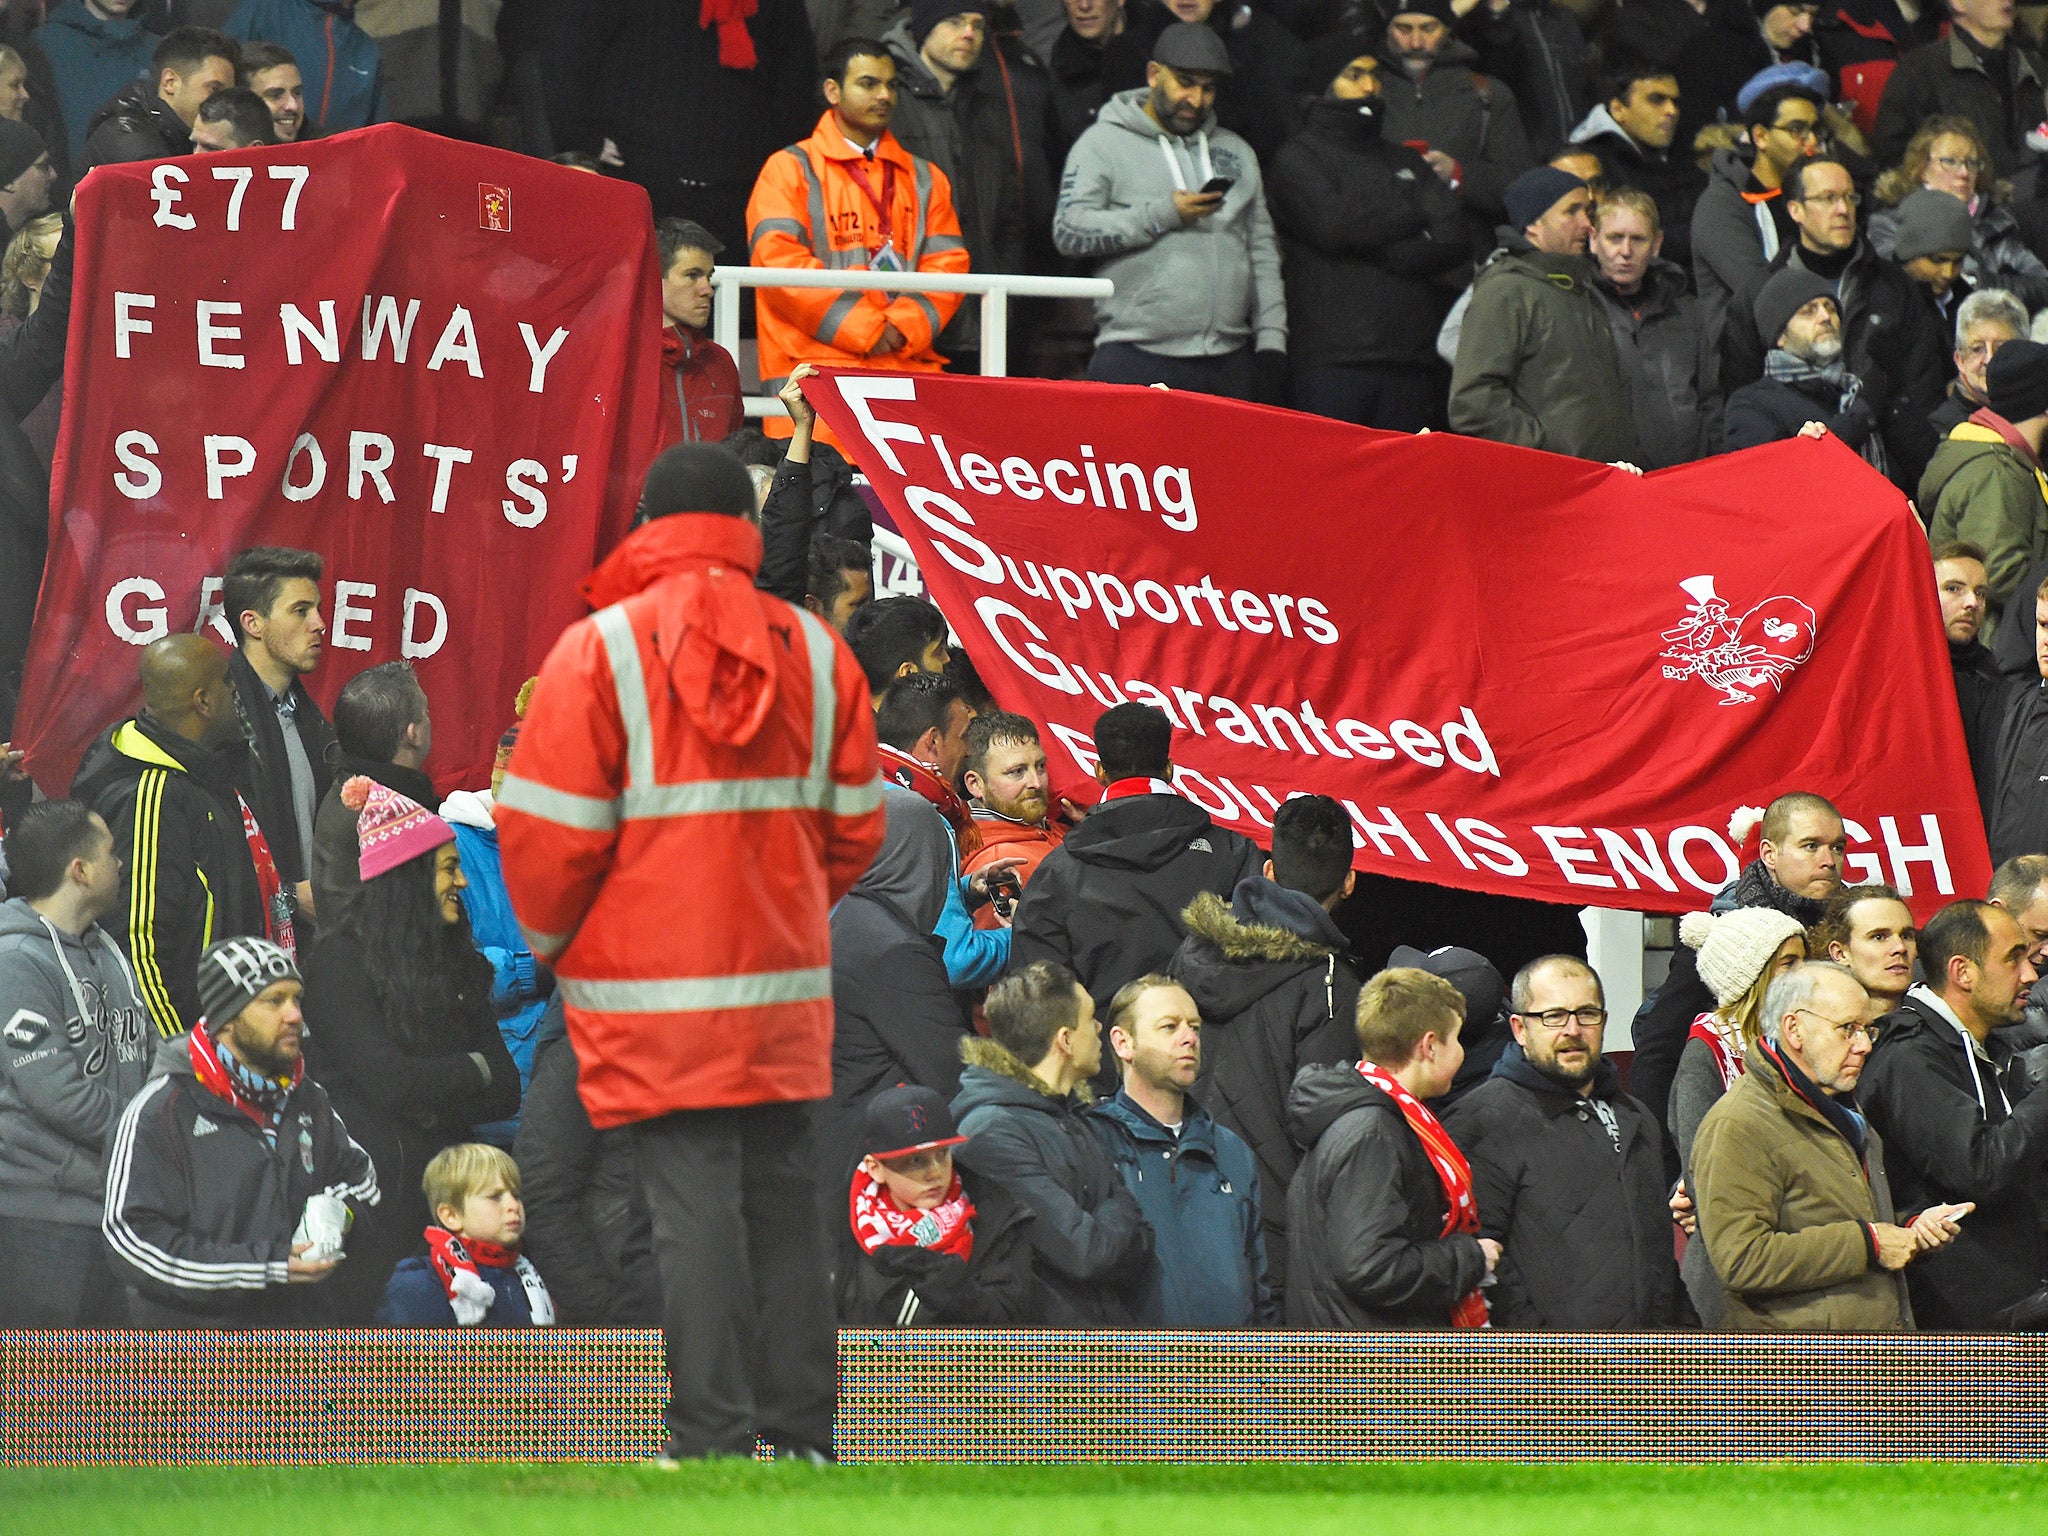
[376,1143,555,1328]
[838,1085,1043,1326]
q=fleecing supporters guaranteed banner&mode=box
[17,124,664,794]
[808,371,1989,917]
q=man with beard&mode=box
[1442,956,1679,1329]
[961,712,1062,931]
[1376,0,1533,255]
[1723,272,1890,469]
[1630,790,1846,1169]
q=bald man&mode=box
[72,635,279,1038]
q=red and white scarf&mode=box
[188,1020,300,1139]
[849,1168,976,1262]
[1356,1058,1490,1328]
[879,743,982,859]
[236,791,296,958]
[1100,776,1177,803]
[1687,1010,1747,1093]
[423,1227,556,1327]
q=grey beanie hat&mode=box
[1891,189,1976,264]
[1754,267,1837,349]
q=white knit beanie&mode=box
[1679,907,1808,1008]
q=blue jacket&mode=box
[226,0,381,131]
[375,1252,546,1327]
[35,1,157,166]
[936,818,1008,988]
[444,797,550,1130]
[1092,1088,1273,1327]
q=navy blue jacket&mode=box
[1091,1089,1273,1327]
[375,1251,547,1327]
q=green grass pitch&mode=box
[9,1461,2048,1535]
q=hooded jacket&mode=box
[310,753,437,934]
[1858,987,2048,1328]
[1053,87,1286,359]
[226,0,382,131]
[512,1000,660,1325]
[1165,882,1360,1304]
[1449,230,1641,462]
[1440,1042,1680,1329]
[1374,36,1533,238]
[825,783,973,1181]
[656,325,742,450]
[71,714,268,1041]
[78,76,190,173]
[1924,415,2048,631]
[1594,258,1721,467]
[497,513,885,1129]
[1091,1087,1272,1327]
[227,648,336,895]
[441,790,551,1107]
[835,1160,1044,1327]
[0,897,152,1226]
[1266,96,1471,372]
[1284,1062,1490,1329]
[1568,102,1705,275]
[950,1035,1152,1324]
[102,1031,379,1327]
[1010,789,1263,1017]
[1991,677,2048,866]
[1690,1038,1912,1331]
[34,0,157,168]
[964,805,1064,931]
[1691,146,1787,349]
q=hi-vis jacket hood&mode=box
[583,513,775,749]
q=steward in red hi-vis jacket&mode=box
[499,452,885,1131]
[498,444,885,1461]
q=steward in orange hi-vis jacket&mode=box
[498,475,885,1132]
[747,107,971,408]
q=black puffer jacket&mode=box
[1166,882,1359,1303]
[1010,790,1263,1017]
[836,1162,1046,1326]
[512,1002,659,1325]
[1284,1062,1489,1329]
[950,1037,1152,1325]
[1858,989,2048,1329]
[1267,96,1470,372]
[1440,1042,1680,1329]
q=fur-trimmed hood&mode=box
[1171,883,1350,1025]
[1180,889,1340,965]
[956,1035,1096,1107]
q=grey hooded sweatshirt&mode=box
[1053,87,1286,358]
[0,896,152,1225]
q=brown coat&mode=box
[1691,1043,1914,1332]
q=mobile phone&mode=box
[1199,176,1234,197]
[989,869,1023,920]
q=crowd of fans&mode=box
[4,0,2048,1468]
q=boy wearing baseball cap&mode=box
[839,1085,1042,1326]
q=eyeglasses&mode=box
[1770,118,1823,142]
[1522,1007,1609,1031]
[1792,1006,1873,1044]
[1929,154,1984,175]
[1794,189,1860,209]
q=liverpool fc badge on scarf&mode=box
[299,1122,315,1174]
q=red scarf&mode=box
[424,1227,556,1326]
[879,743,981,858]
[237,791,295,958]
[1355,1058,1490,1328]
[700,0,758,68]
[1101,775,1176,803]
[850,1167,976,1261]
[187,1022,301,1135]
[1687,1011,1746,1093]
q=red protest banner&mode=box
[807,371,1989,917]
[16,124,663,795]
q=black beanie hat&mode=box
[1301,29,1379,95]
[635,443,758,524]
[1503,165,1586,233]
[0,118,44,190]
[1753,267,1837,349]
[911,0,982,45]
[1988,339,2048,424]
[1388,0,1458,24]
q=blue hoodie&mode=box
[35,1,159,166]
[226,0,380,131]
[441,791,550,1140]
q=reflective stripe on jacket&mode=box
[745,110,970,391]
[498,513,885,1128]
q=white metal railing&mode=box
[711,266,1113,415]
